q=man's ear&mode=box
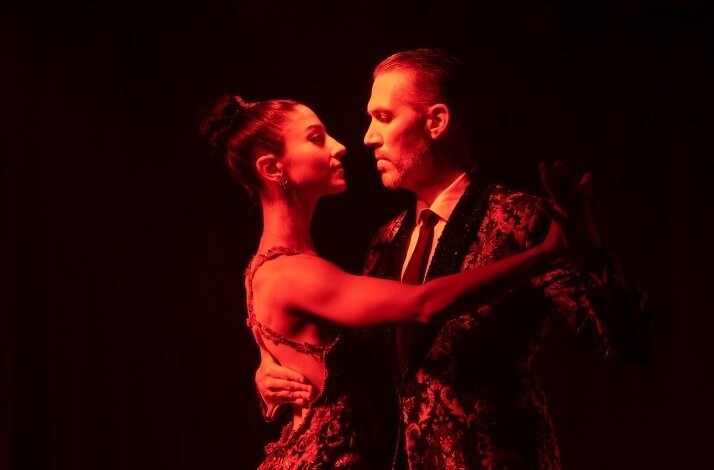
[426,103,449,140]
[255,154,284,183]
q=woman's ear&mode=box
[426,103,449,140]
[255,154,284,183]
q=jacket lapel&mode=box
[378,209,415,281]
[404,178,495,379]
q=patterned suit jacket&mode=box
[364,178,655,469]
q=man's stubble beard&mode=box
[383,130,432,191]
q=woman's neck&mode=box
[258,198,316,255]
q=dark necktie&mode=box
[397,209,440,373]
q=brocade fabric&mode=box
[364,180,655,469]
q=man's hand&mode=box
[539,161,604,272]
[252,326,316,419]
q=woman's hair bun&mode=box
[198,94,250,157]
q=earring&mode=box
[280,178,289,191]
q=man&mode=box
[255,48,654,469]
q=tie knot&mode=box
[420,209,439,228]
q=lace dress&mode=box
[246,247,373,469]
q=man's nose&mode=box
[364,125,382,147]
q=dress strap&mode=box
[245,246,326,356]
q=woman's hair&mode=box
[199,95,300,198]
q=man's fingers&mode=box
[264,376,313,393]
[263,389,314,401]
[262,363,308,384]
[253,327,309,384]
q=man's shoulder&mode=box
[448,183,548,249]
[446,182,543,221]
[488,183,544,212]
[371,210,409,245]
[477,184,549,246]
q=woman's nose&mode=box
[330,138,346,159]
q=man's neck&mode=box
[412,167,466,207]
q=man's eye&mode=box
[376,114,391,123]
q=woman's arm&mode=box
[260,221,562,328]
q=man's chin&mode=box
[383,179,409,191]
[379,172,398,189]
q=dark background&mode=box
[2,0,712,468]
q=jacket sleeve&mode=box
[527,209,656,363]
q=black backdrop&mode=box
[2,1,712,468]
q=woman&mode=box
[199,95,565,469]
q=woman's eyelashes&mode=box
[308,132,325,146]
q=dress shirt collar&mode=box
[415,172,471,223]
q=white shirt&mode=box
[400,172,471,282]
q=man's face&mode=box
[364,71,432,190]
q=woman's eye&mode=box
[309,134,325,145]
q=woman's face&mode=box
[281,104,347,197]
